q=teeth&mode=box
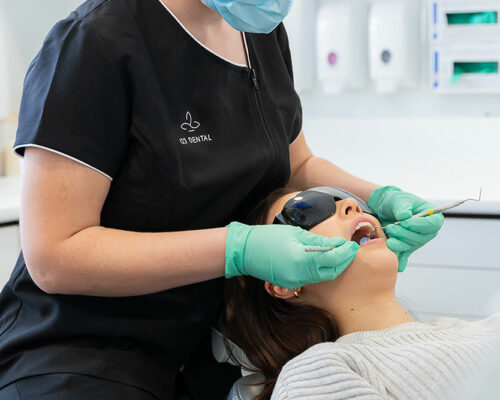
[354,222,374,232]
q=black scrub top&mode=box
[0,0,301,398]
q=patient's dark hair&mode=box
[223,188,340,400]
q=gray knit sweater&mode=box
[271,314,500,399]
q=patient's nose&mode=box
[337,198,363,218]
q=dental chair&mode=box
[211,326,265,400]
[227,373,265,400]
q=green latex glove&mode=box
[225,222,359,289]
[368,186,444,272]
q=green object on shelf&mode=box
[447,11,497,25]
[451,62,499,84]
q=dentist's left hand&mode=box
[225,222,359,289]
[368,186,444,272]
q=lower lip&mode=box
[360,238,386,247]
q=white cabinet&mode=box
[396,217,500,321]
[0,224,20,289]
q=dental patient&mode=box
[223,187,500,400]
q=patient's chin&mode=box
[357,242,398,272]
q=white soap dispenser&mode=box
[316,1,369,94]
[368,0,420,94]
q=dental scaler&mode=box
[374,189,482,231]
[304,190,482,252]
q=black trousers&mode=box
[0,336,239,400]
[0,374,159,400]
[0,369,237,400]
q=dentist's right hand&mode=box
[225,222,360,289]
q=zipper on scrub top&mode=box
[250,68,259,90]
[248,67,278,176]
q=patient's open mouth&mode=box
[351,221,377,245]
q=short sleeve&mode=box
[14,18,130,180]
[275,23,302,144]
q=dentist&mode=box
[0,0,443,399]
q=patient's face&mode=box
[266,191,399,313]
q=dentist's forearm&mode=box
[287,156,382,202]
[28,226,228,297]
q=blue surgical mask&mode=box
[201,0,293,34]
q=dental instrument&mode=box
[374,189,482,231]
[305,246,334,252]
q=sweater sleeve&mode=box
[271,348,385,400]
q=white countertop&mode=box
[0,176,21,224]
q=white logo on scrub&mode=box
[180,112,200,133]
[179,111,213,145]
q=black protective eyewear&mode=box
[273,187,376,230]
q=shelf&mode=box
[0,176,21,224]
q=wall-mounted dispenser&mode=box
[430,0,500,93]
[368,0,420,94]
[316,1,368,94]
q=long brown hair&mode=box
[223,188,340,400]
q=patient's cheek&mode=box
[311,221,349,241]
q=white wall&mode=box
[302,117,500,211]
[0,0,83,115]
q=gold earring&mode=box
[294,289,301,298]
